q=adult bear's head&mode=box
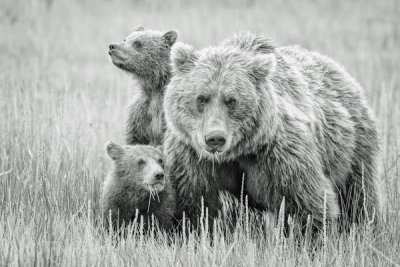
[164,33,279,161]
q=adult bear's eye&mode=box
[226,98,237,109]
[133,40,142,49]
[196,95,209,112]
[197,95,209,104]
[137,158,146,166]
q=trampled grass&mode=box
[0,0,399,266]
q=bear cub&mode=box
[101,142,175,232]
[108,26,178,145]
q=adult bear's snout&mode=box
[205,131,226,150]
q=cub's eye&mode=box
[123,39,126,42]
[226,98,237,109]
[133,40,142,49]
[137,158,145,166]
[158,158,163,165]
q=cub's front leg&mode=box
[125,95,150,145]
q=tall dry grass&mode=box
[0,0,399,265]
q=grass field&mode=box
[1,0,400,265]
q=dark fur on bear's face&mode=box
[164,43,276,160]
[108,25,177,83]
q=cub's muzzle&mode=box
[154,172,164,182]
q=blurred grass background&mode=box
[0,0,399,265]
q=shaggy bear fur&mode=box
[163,32,381,231]
[101,142,175,231]
[108,26,178,145]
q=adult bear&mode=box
[163,32,381,231]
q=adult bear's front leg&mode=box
[242,142,340,233]
[164,137,221,229]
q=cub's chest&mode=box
[147,93,164,145]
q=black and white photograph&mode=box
[1,0,399,266]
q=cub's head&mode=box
[164,33,277,160]
[108,25,178,79]
[106,142,165,193]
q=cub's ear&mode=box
[106,141,124,161]
[247,53,276,82]
[163,30,178,47]
[134,25,144,31]
[171,42,197,73]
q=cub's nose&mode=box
[154,172,164,181]
[109,44,117,50]
[205,132,226,150]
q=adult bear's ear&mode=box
[171,42,198,73]
[106,141,124,161]
[248,53,276,82]
[134,25,144,31]
[163,30,178,47]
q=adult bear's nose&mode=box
[154,172,164,181]
[109,44,117,50]
[205,132,226,150]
